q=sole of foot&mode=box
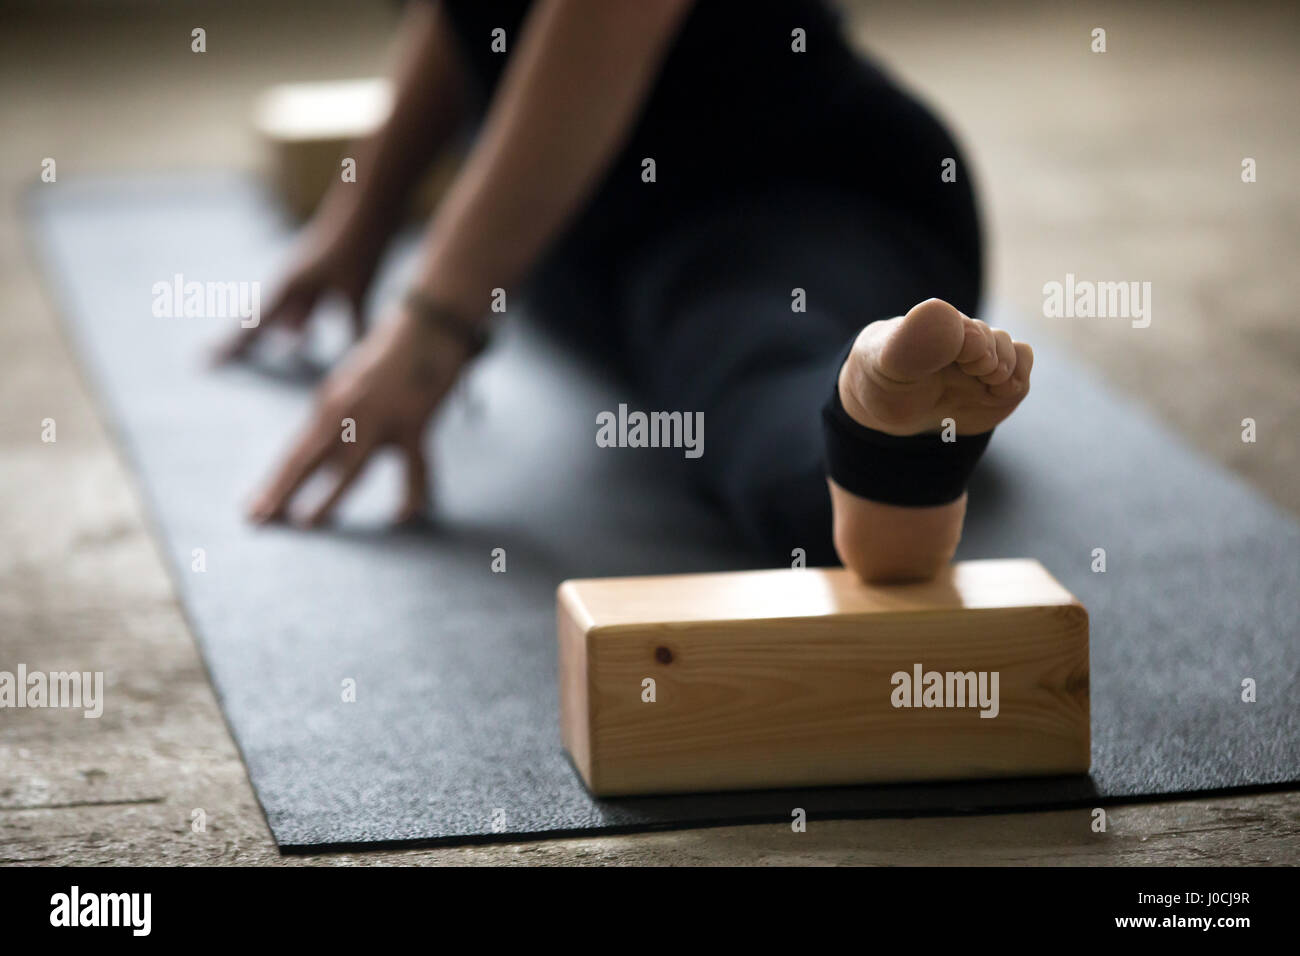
[837,297,1033,437]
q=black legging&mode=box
[527,179,982,566]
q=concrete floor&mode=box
[1,0,1297,865]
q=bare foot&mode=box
[837,298,1032,437]
[829,298,1032,585]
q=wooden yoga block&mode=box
[557,559,1090,796]
[253,78,460,221]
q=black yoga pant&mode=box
[527,181,983,567]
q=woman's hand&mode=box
[214,0,471,365]
[247,304,475,526]
[213,219,385,364]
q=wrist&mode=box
[402,289,491,359]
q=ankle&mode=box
[829,481,966,585]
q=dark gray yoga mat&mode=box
[26,173,1300,851]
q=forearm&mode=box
[411,0,694,317]
[317,0,470,248]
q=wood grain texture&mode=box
[253,77,459,220]
[558,560,1090,796]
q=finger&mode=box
[395,437,430,525]
[212,287,297,365]
[211,280,314,365]
[979,329,1017,385]
[304,445,374,527]
[958,319,999,376]
[988,342,1034,399]
[347,296,367,343]
[248,419,336,523]
[210,322,265,366]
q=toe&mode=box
[979,329,1016,385]
[877,298,967,381]
[1012,341,1033,384]
[957,319,999,376]
[956,317,992,365]
[987,341,1033,399]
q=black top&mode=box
[437,0,979,292]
